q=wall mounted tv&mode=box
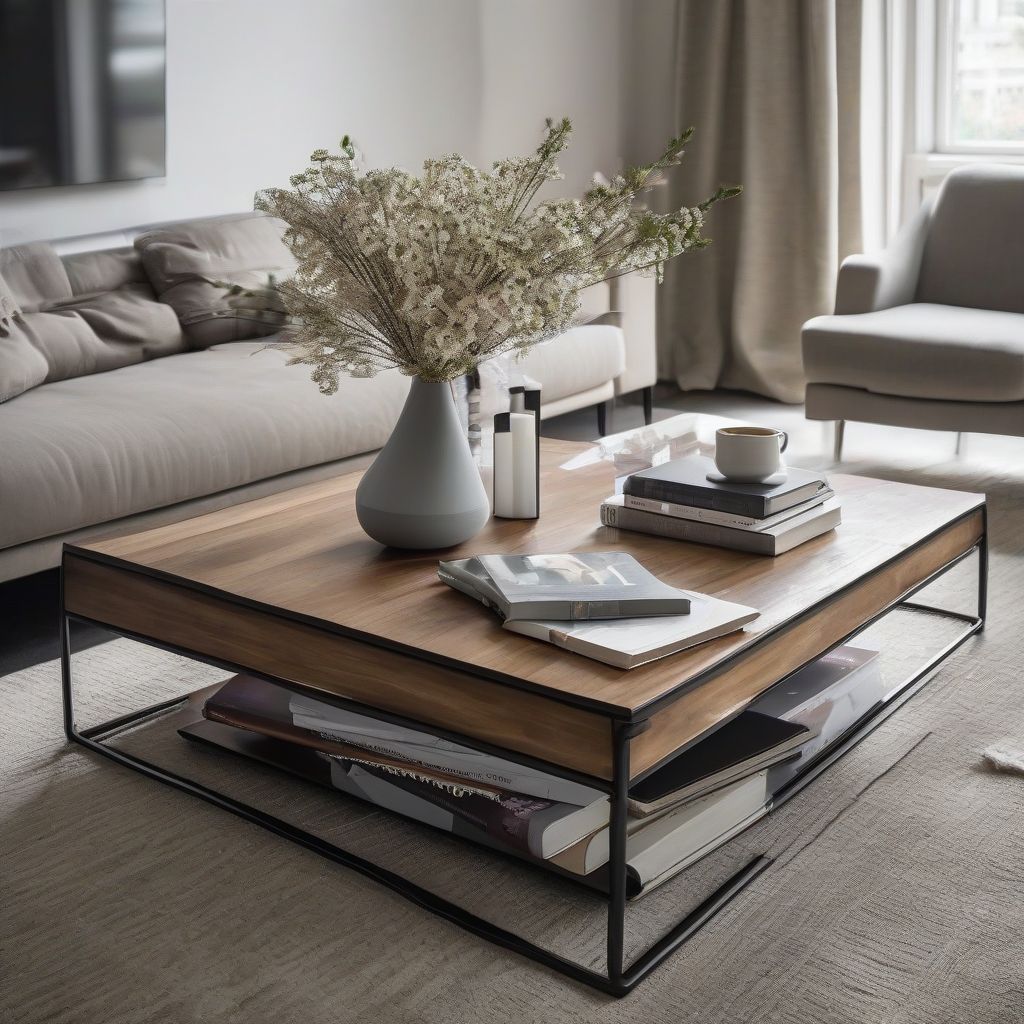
[0,0,165,192]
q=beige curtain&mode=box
[659,0,865,403]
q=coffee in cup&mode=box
[714,426,789,483]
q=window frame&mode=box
[933,0,1024,155]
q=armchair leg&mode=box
[597,400,613,437]
[955,431,964,456]
[641,386,653,426]
[833,420,846,463]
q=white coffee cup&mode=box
[714,426,789,483]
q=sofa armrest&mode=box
[834,199,933,315]
[609,271,657,395]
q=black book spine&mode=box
[623,477,769,517]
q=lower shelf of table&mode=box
[62,577,983,995]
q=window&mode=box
[937,0,1024,151]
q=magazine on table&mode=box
[438,551,693,622]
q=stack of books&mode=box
[600,455,840,555]
[180,673,818,900]
[437,551,759,669]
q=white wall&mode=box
[0,0,630,246]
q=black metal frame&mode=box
[60,519,987,998]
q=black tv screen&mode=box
[0,0,165,191]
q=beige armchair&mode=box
[802,164,1024,460]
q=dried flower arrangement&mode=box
[257,118,738,391]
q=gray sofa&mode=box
[802,164,1024,459]
[0,213,655,582]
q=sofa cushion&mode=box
[916,164,1024,314]
[477,324,626,419]
[0,242,72,310]
[0,243,185,403]
[802,303,1024,403]
[62,247,147,294]
[0,341,410,551]
[135,212,296,348]
[573,281,611,325]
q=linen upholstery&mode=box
[572,280,611,325]
[802,304,1024,403]
[135,212,296,347]
[62,246,147,294]
[0,242,184,403]
[0,453,379,584]
[0,242,71,310]
[916,163,1024,314]
[805,383,1024,438]
[476,324,625,422]
[0,340,410,551]
[803,164,1024,443]
[834,201,933,316]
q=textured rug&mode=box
[3,453,1024,1024]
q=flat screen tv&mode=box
[0,0,165,192]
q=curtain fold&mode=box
[659,0,865,403]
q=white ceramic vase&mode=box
[355,377,490,549]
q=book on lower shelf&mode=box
[627,711,812,817]
[180,673,819,899]
[548,772,769,892]
[179,714,769,901]
[208,673,603,806]
[749,644,884,794]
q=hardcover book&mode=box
[333,762,609,860]
[624,455,829,518]
[203,674,509,800]
[438,551,692,621]
[623,489,835,531]
[179,718,771,900]
[627,711,811,817]
[288,690,605,806]
[601,495,841,556]
[549,771,770,888]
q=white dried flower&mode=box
[257,118,739,391]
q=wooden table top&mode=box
[70,438,985,721]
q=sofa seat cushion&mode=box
[477,324,625,419]
[135,212,296,348]
[802,303,1024,403]
[0,341,410,550]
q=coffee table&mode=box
[60,425,986,996]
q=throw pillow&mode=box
[134,212,296,347]
[0,243,185,403]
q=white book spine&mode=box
[624,491,832,531]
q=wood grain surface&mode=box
[65,437,985,779]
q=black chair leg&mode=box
[642,386,653,426]
[596,400,612,437]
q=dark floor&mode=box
[0,569,109,676]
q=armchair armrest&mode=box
[834,200,932,315]
[609,271,657,395]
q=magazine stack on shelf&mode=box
[180,673,818,900]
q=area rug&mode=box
[2,453,1023,1024]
